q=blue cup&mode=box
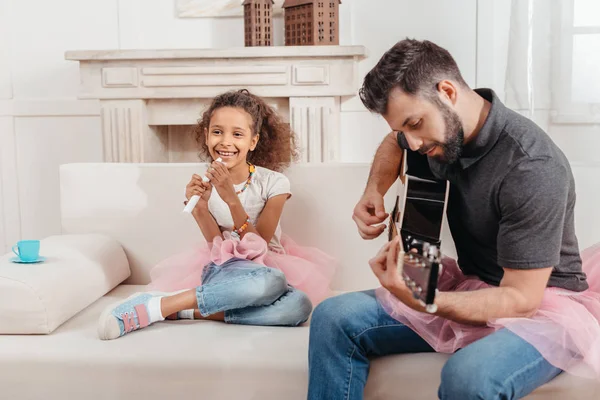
[12,240,40,262]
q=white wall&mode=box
[340,0,477,162]
[1,0,594,253]
[476,0,600,165]
[0,0,481,252]
[0,0,110,252]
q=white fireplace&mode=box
[66,46,367,163]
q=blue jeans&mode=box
[195,258,312,326]
[308,290,562,400]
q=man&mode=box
[307,39,589,399]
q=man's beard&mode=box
[426,99,464,164]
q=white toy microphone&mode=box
[183,157,223,213]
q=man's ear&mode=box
[437,80,458,105]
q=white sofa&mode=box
[1,162,599,399]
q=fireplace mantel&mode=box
[66,46,367,61]
[66,46,367,163]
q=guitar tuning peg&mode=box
[425,304,438,314]
[427,245,440,260]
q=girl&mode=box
[98,89,336,340]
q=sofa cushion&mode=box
[0,234,130,334]
[364,352,600,400]
[0,284,598,399]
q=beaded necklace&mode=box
[235,162,255,195]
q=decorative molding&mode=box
[290,97,340,162]
[68,49,365,99]
[65,46,367,61]
[293,65,329,85]
[100,100,169,163]
[102,67,139,88]
[0,99,100,117]
[101,102,137,163]
[142,66,287,75]
[67,46,366,163]
[141,71,288,87]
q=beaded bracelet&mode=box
[232,216,250,238]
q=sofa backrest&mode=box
[59,163,399,289]
[59,162,599,289]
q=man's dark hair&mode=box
[359,39,468,114]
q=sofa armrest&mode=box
[0,234,130,334]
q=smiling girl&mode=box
[97,89,336,340]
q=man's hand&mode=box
[369,236,423,311]
[353,190,389,240]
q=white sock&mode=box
[147,296,165,323]
[177,309,195,320]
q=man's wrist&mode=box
[364,183,383,197]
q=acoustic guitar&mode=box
[388,150,450,312]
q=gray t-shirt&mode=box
[397,89,588,292]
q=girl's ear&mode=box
[250,134,260,151]
[204,128,209,145]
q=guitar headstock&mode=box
[397,235,441,313]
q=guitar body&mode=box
[388,150,450,311]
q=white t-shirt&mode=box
[208,166,291,253]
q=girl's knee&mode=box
[280,290,313,326]
[255,267,288,302]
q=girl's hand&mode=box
[185,174,213,210]
[205,160,238,205]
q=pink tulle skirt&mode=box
[376,243,600,379]
[148,232,337,306]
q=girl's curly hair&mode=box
[194,89,299,172]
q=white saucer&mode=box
[9,256,46,264]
